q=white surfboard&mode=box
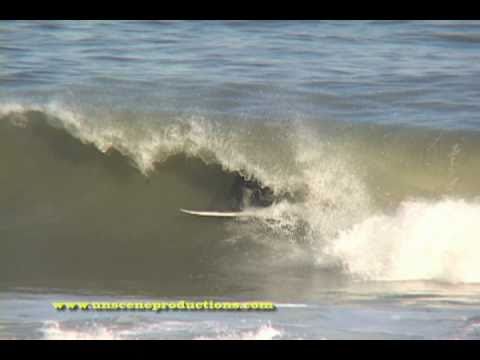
[180,208,255,218]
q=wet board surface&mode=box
[179,209,255,218]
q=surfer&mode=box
[230,174,274,210]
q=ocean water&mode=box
[1,20,480,340]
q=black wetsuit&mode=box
[230,175,274,209]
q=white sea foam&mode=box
[327,199,480,283]
[41,320,283,340]
[194,323,282,340]
[42,321,125,340]
[275,303,309,308]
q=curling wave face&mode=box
[1,101,480,292]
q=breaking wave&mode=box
[1,100,480,287]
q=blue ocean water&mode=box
[2,20,480,128]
